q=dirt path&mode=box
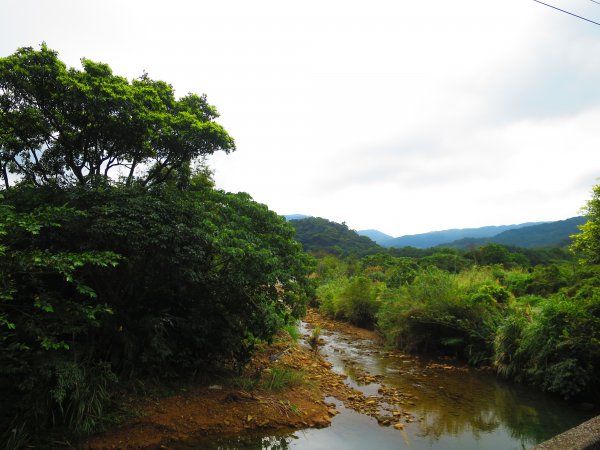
[86,310,415,448]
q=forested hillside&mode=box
[290,217,382,257]
[376,222,543,248]
[443,217,586,249]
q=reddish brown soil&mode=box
[85,337,333,449]
[86,310,416,449]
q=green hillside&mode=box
[443,217,585,249]
[382,223,543,249]
[291,217,382,257]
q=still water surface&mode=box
[188,324,594,449]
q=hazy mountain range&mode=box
[359,222,544,248]
[437,217,586,249]
[285,214,585,250]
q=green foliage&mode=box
[0,198,120,444]
[467,244,513,267]
[308,325,321,353]
[315,255,349,282]
[303,185,600,400]
[282,321,301,343]
[316,275,380,328]
[360,253,419,287]
[420,248,469,273]
[572,184,600,264]
[337,276,380,328]
[290,217,382,258]
[316,276,349,319]
[264,366,305,392]
[374,261,600,398]
[0,44,317,446]
[495,294,600,399]
[526,264,571,296]
[502,269,533,297]
[50,361,117,434]
[0,44,234,189]
[377,267,503,364]
[0,183,314,444]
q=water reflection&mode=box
[190,325,594,450]
[321,327,594,447]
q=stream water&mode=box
[191,323,595,450]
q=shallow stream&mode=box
[191,323,595,449]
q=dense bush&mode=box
[316,276,349,319]
[0,183,314,445]
[495,293,600,399]
[336,277,380,328]
[313,254,599,400]
[0,195,121,443]
[377,267,508,364]
[0,45,316,446]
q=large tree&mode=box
[0,45,315,444]
[0,44,235,189]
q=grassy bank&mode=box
[315,258,600,401]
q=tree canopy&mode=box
[290,217,382,257]
[0,44,235,189]
[0,46,313,445]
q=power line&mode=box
[588,0,600,6]
[533,0,600,26]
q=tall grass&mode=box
[282,321,301,343]
[264,367,305,392]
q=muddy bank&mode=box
[87,311,411,448]
[86,309,595,449]
[86,335,332,448]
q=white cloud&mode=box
[1,0,599,236]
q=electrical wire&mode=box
[533,0,600,26]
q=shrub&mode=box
[316,276,348,318]
[337,276,380,328]
[502,270,532,297]
[494,293,600,399]
[377,268,505,365]
[1,184,314,445]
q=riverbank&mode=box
[86,309,595,449]
[86,310,403,448]
[85,334,328,447]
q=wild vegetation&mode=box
[290,217,382,257]
[0,46,314,447]
[2,43,599,448]
[310,214,600,401]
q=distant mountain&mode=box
[290,217,382,257]
[382,222,544,249]
[287,214,586,253]
[357,229,394,245]
[442,217,586,249]
[283,214,310,221]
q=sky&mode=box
[1,0,600,236]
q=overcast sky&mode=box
[2,0,600,236]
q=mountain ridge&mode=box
[287,212,585,250]
[440,216,586,249]
[371,222,546,248]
